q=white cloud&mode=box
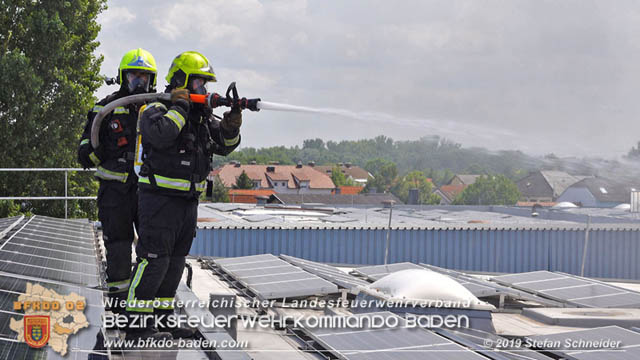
[97,6,135,28]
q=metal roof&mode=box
[197,203,640,230]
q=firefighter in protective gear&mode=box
[77,48,157,314]
[125,51,241,340]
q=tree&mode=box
[0,0,106,218]
[211,176,229,203]
[626,141,640,161]
[364,159,398,193]
[303,138,324,150]
[392,171,440,205]
[452,175,520,205]
[233,170,254,189]
[330,165,346,187]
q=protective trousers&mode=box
[126,190,197,319]
[98,181,138,295]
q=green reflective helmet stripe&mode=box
[118,48,157,87]
[165,51,216,89]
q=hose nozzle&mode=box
[199,82,260,111]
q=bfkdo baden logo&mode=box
[9,282,89,355]
[24,315,50,348]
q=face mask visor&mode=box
[126,72,150,93]
[189,77,208,95]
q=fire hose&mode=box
[90,82,260,148]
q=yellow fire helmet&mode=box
[117,48,157,91]
[165,51,216,89]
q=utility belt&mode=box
[94,152,135,183]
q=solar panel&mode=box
[0,216,23,239]
[435,328,555,360]
[302,311,487,360]
[420,264,565,307]
[280,255,370,292]
[0,272,104,359]
[213,254,339,300]
[526,326,640,360]
[492,271,640,308]
[351,262,424,281]
[0,216,100,287]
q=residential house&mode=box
[449,174,481,186]
[228,189,276,204]
[556,177,638,208]
[517,170,589,202]
[433,184,466,205]
[210,163,335,194]
[314,163,371,185]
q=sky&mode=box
[94,0,640,158]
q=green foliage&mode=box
[0,200,20,217]
[213,135,537,184]
[392,171,440,204]
[364,159,398,194]
[452,175,520,205]
[233,170,254,189]
[211,176,230,202]
[0,0,106,219]
[303,138,325,150]
[330,165,346,187]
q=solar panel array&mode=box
[492,271,640,308]
[527,326,640,360]
[351,262,424,281]
[0,215,22,239]
[302,311,488,360]
[420,264,564,306]
[280,255,370,292]
[213,254,339,299]
[0,216,100,287]
[435,328,555,360]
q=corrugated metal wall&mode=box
[191,228,640,280]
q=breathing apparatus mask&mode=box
[189,77,208,95]
[126,71,151,94]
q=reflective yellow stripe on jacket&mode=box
[139,175,206,192]
[95,166,128,183]
[113,106,129,115]
[224,134,239,146]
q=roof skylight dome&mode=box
[367,269,494,310]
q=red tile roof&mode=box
[212,164,335,190]
[334,186,364,195]
[437,184,467,201]
[228,189,276,204]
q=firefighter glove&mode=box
[221,111,242,132]
[170,88,191,113]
